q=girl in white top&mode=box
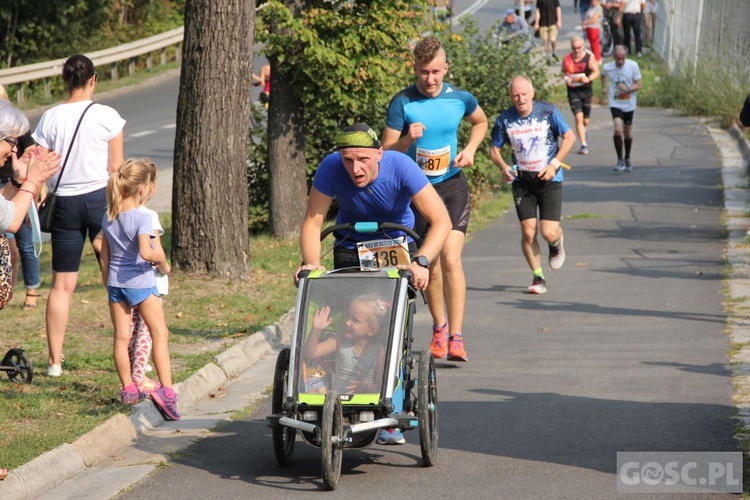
[33,54,125,378]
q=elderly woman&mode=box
[33,54,125,378]
[0,100,60,233]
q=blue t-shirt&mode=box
[490,101,571,182]
[102,209,156,288]
[385,82,478,185]
[312,150,429,248]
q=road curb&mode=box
[728,124,750,171]
[0,308,294,500]
[714,123,750,438]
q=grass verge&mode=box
[0,192,513,471]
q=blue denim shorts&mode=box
[107,286,159,307]
[50,188,107,272]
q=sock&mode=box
[450,333,463,340]
[123,383,138,394]
[550,238,561,247]
[614,134,623,159]
[624,137,633,158]
[533,268,545,279]
[433,321,447,330]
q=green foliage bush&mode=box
[0,0,184,67]
[247,3,546,231]
[638,51,749,127]
[1,1,185,106]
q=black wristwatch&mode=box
[412,255,429,268]
[10,178,23,188]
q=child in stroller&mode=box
[303,293,388,394]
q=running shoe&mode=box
[447,334,468,362]
[552,54,560,62]
[548,234,566,270]
[526,276,548,294]
[613,159,626,172]
[624,159,633,172]
[151,385,181,421]
[46,364,62,377]
[121,386,147,405]
[378,428,406,445]
[430,322,449,359]
[578,145,589,155]
[136,378,158,396]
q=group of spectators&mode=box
[0,55,180,419]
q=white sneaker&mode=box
[47,364,63,377]
[526,276,548,294]
[549,234,566,270]
[624,159,633,172]
[614,159,626,172]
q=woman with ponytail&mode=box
[33,54,126,378]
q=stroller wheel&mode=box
[321,391,343,490]
[272,347,296,466]
[2,348,33,384]
[418,349,438,466]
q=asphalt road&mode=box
[116,47,739,500]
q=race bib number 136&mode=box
[357,237,410,270]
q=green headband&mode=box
[334,128,381,149]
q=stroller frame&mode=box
[266,222,438,490]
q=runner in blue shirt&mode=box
[490,75,575,295]
[297,123,450,292]
[382,37,488,364]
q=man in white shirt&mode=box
[601,45,643,172]
[620,0,645,56]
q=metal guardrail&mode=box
[0,26,185,103]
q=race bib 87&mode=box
[416,145,450,177]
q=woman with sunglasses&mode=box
[32,54,126,378]
[0,100,61,233]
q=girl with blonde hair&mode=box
[100,158,179,420]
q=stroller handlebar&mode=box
[320,222,423,246]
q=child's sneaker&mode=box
[377,428,405,445]
[151,385,181,420]
[430,322,449,359]
[447,334,468,362]
[121,385,147,405]
[136,378,158,396]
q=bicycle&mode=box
[600,8,616,58]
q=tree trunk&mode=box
[172,0,254,278]
[268,0,308,239]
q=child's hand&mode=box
[312,306,332,331]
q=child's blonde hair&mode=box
[350,293,390,334]
[106,158,156,221]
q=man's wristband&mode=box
[550,158,561,170]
